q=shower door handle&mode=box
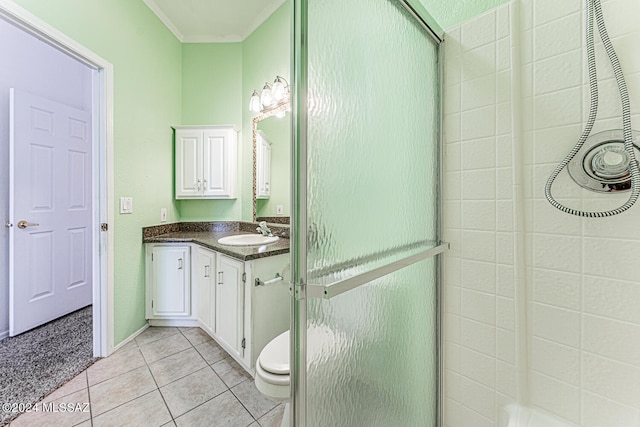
[17,220,39,229]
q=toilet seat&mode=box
[255,330,290,401]
[259,330,289,375]
[256,358,289,386]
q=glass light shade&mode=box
[260,83,273,107]
[272,77,287,101]
[249,91,261,112]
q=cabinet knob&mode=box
[178,258,183,270]
[218,271,223,285]
[204,265,210,278]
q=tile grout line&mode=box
[228,379,260,425]
[85,371,94,427]
[91,329,191,424]
[160,327,237,425]
[144,341,174,425]
[172,328,261,425]
[87,388,158,425]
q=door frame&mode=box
[1,0,114,357]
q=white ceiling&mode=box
[143,0,286,43]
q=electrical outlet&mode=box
[160,208,167,222]
[276,204,283,215]
[119,197,133,214]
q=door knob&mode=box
[17,220,39,229]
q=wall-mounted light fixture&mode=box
[250,75,290,117]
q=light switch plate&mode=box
[120,197,133,214]
[160,208,167,222]
[276,204,283,215]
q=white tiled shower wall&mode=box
[443,0,640,426]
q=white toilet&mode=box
[255,330,291,427]
[256,326,342,426]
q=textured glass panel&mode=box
[299,0,441,425]
[307,259,438,426]
[306,0,440,273]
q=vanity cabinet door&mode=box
[256,131,271,199]
[195,246,216,333]
[174,126,237,199]
[202,128,236,198]
[216,255,245,358]
[147,245,191,318]
[175,129,202,198]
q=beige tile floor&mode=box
[8,326,284,427]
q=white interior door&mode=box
[9,88,92,336]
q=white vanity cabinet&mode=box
[145,242,289,372]
[256,130,271,199]
[214,252,291,371]
[174,125,238,199]
[146,245,191,319]
[195,246,216,334]
[216,255,245,359]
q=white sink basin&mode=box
[217,234,279,247]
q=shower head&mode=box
[568,129,640,193]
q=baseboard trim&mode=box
[148,319,199,327]
[112,323,149,353]
[0,330,9,341]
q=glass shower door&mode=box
[291,0,444,425]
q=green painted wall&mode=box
[182,44,243,124]
[178,43,243,221]
[12,0,182,345]
[177,2,291,223]
[241,2,291,221]
[418,0,510,29]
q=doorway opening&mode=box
[0,1,113,358]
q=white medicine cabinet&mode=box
[174,125,238,199]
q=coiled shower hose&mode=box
[544,0,640,217]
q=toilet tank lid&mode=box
[259,330,290,375]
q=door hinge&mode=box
[101,223,108,231]
[242,272,246,283]
[241,338,246,349]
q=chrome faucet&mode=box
[256,221,273,237]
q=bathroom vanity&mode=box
[142,221,290,373]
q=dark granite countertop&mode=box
[142,222,290,261]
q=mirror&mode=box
[252,102,290,222]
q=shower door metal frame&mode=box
[290,0,445,425]
[436,43,446,427]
